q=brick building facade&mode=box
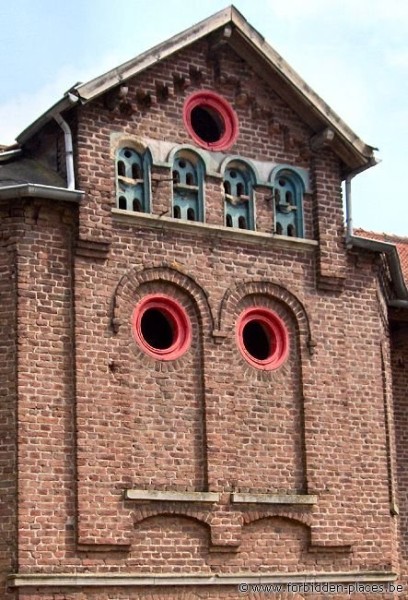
[1,7,407,599]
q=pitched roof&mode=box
[0,156,65,189]
[15,5,376,175]
[355,229,408,286]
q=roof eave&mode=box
[349,235,408,305]
[14,5,375,171]
[227,13,375,171]
[16,94,79,146]
[75,6,236,102]
[0,183,84,203]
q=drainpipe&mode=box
[345,173,353,243]
[344,161,377,245]
[344,160,408,308]
[54,112,75,190]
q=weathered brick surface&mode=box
[2,32,405,600]
[0,205,18,600]
[394,319,408,590]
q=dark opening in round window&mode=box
[183,91,239,151]
[132,295,191,360]
[237,307,289,370]
[190,106,225,143]
[140,308,174,350]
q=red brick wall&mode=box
[14,200,77,586]
[393,320,408,587]
[0,204,18,600]
[8,36,401,599]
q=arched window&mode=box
[272,169,304,238]
[116,147,151,213]
[172,152,204,222]
[223,162,254,230]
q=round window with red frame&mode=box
[183,91,239,151]
[132,295,192,360]
[237,307,289,370]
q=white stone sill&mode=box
[112,209,318,250]
[232,492,317,505]
[9,571,398,588]
[124,489,219,502]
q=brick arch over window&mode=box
[218,279,313,497]
[218,279,314,357]
[131,514,211,572]
[242,511,313,529]
[109,265,214,495]
[111,265,215,336]
[132,507,211,528]
[237,515,311,571]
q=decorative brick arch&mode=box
[218,279,314,356]
[242,510,313,529]
[132,506,211,528]
[110,264,215,335]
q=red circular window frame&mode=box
[183,91,239,151]
[132,295,192,361]
[237,307,289,370]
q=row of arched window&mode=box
[116,147,305,238]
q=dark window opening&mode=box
[118,196,127,209]
[190,106,224,143]
[187,207,195,221]
[132,164,141,180]
[238,216,247,229]
[186,172,194,186]
[276,222,283,235]
[124,149,132,159]
[178,159,186,169]
[141,308,174,350]
[287,224,296,237]
[242,321,272,361]
[224,181,231,195]
[278,178,286,186]
[226,214,233,227]
[173,205,181,219]
[286,191,293,205]
[236,182,244,196]
[173,170,180,184]
[133,199,142,212]
[117,161,125,177]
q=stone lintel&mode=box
[125,489,220,502]
[232,492,317,505]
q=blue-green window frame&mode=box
[116,147,151,213]
[172,151,205,222]
[271,167,305,238]
[223,161,255,230]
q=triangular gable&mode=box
[16,5,375,173]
